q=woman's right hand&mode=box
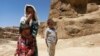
[27,14,32,20]
[26,14,32,23]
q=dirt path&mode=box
[1,33,100,56]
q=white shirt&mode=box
[45,28,57,43]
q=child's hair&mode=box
[19,24,31,33]
[47,19,54,26]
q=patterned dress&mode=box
[15,36,35,56]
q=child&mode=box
[15,24,35,56]
[45,19,58,56]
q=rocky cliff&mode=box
[39,0,100,39]
[49,0,100,18]
[0,27,19,40]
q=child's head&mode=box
[47,19,55,28]
[19,24,31,37]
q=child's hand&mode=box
[26,48,34,56]
[14,53,17,56]
[45,39,48,47]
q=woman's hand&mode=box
[26,14,32,23]
[27,14,32,20]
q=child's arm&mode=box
[46,32,49,47]
[56,31,58,44]
[55,31,58,45]
[44,29,49,47]
[26,40,35,56]
[26,36,35,56]
[26,48,34,56]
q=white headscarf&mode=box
[21,4,40,25]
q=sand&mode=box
[0,33,100,56]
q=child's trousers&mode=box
[47,42,56,56]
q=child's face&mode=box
[21,28,31,37]
[48,23,54,28]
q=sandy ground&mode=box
[1,33,100,56]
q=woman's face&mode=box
[48,22,54,28]
[26,8,35,18]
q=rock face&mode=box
[0,27,4,38]
[38,22,47,38]
[49,0,100,19]
[87,3,99,13]
[89,0,100,4]
[57,14,100,38]
[38,0,100,39]
[63,0,89,14]
[0,27,19,40]
[49,0,78,18]
[49,0,90,19]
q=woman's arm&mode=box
[25,14,32,24]
[31,21,39,37]
[20,14,32,25]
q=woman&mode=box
[20,4,39,56]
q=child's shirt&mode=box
[15,36,35,56]
[45,28,57,43]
